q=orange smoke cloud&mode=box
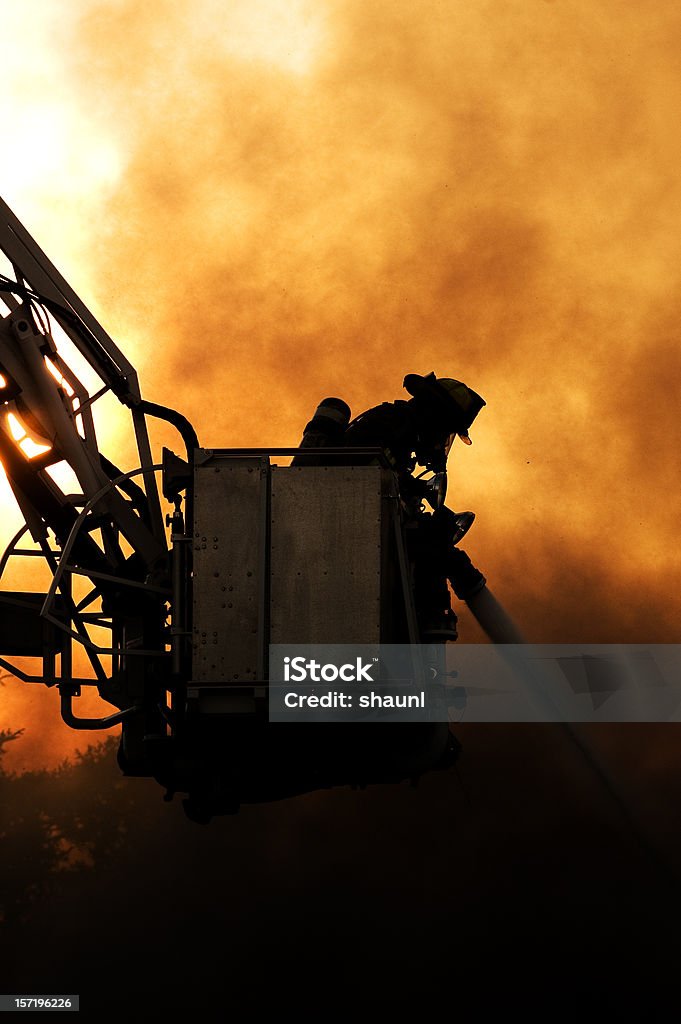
[2,0,681,765]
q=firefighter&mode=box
[345,372,487,639]
[291,397,352,466]
[294,372,487,641]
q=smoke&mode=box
[2,0,681,762]
[71,0,681,639]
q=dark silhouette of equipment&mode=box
[0,196,520,821]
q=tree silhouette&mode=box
[0,727,87,926]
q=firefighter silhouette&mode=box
[294,372,487,641]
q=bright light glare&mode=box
[20,437,51,459]
[45,356,75,397]
[7,412,24,441]
[45,358,61,383]
[45,459,81,496]
[201,0,327,75]
[6,412,52,458]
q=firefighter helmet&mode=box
[403,372,485,444]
